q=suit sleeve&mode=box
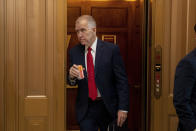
[112,45,129,111]
[173,59,196,131]
[67,49,77,86]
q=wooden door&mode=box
[66,0,144,130]
[150,0,196,131]
[0,0,65,131]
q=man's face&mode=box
[75,19,96,47]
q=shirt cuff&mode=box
[119,110,128,113]
[69,76,77,85]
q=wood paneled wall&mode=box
[0,0,65,130]
[150,0,196,131]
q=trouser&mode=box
[79,98,113,131]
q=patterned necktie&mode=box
[87,47,97,100]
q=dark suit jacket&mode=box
[174,48,196,131]
[68,39,129,123]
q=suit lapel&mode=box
[95,39,104,77]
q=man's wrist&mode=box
[69,74,77,80]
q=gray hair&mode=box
[76,15,96,28]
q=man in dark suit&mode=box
[68,15,129,131]
[173,24,196,131]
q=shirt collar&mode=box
[85,37,97,52]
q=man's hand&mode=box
[117,110,128,127]
[69,64,80,79]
